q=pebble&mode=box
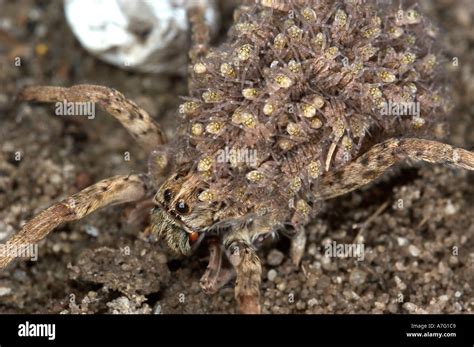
[320,255,332,270]
[397,237,408,246]
[156,253,168,264]
[267,249,284,266]
[395,261,406,271]
[307,243,318,256]
[394,276,407,290]
[49,173,62,185]
[403,302,418,312]
[438,295,449,306]
[374,302,385,310]
[444,200,457,215]
[387,303,399,313]
[307,298,318,307]
[0,221,14,241]
[296,301,306,310]
[408,244,420,257]
[0,287,12,296]
[267,269,277,282]
[84,225,99,237]
[349,269,367,286]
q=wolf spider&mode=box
[1,1,474,314]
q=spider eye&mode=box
[164,189,172,202]
[176,200,189,214]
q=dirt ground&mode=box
[0,0,472,314]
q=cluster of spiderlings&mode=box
[176,0,450,230]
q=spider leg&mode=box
[315,138,474,201]
[187,1,210,64]
[224,235,262,314]
[18,85,166,152]
[200,237,236,294]
[0,174,150,269]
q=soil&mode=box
[0,0,472,314]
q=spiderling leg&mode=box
[18,85,166,151]
[0,174,150,269]
[314,138,474,201]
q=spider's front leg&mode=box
[18,85,166,152]
[223,233,262,314]
[199,237,235,294]
[0,174,150,269]
[315,138,474,200]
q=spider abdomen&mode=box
[177,0,450,229]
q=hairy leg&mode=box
[200,237,236,294]
[18,85,166,151]
[315,138,474,200]
[187,1,210,64]
[224,234,262,314]
[0,174,150,269]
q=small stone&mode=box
[374,302,385,310]
[320,256,331,270]
[267,269,278,282]
[439,295,449,303]
[454,291,462,298]
[50,173,62,185]
[267,249,284,266]
[0,287,12,296]
[395,261,406,271]
[397,237,408,246]
[307,243,318,256]
[403,302,418,313]
[349,269,367,286]
[394,275,407,290]
[84,225,98,237]
[307,298,318,307]
[444,200,457,215]
[408,244,420,257]
[296,301,306,310]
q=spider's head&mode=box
[151,172,214,256]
